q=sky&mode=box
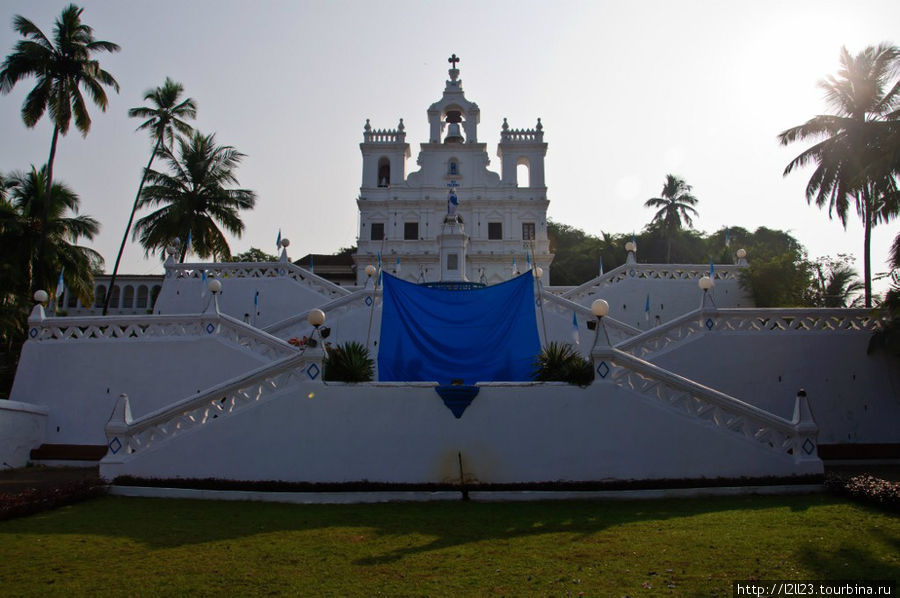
[1,0,898,294]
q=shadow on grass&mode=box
[0,492,857,566]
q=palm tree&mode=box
[133,132,257,262]
[0,4,119,291]
[644,174,700,263]
[0,166,103,306]
[779,44,900,307]
[814,262,864,307]
[103,78,197,314]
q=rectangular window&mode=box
[404,222,418,240]
[522,222,536,241]
[488,222,502,240]
[370,222,384,241]
[447,254,458,271]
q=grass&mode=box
[0,494,897,596]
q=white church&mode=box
[1,57,896,493]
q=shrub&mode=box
[323,341,373,382]
[532,341,594,386]
[0,479,107,521]
[825,472,900,511]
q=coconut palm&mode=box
[103,78,197,314]
[779,44,900,307]
[0,4,119,291]
[814,261,864,307]
[0,166,103,307]
[133,132,257,262]
[644,174,700,263]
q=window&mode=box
[123,285,134,309]
[522,222,536,240]
[371,222,385,241]
[94,285,106,308]
[151,285,162,308]
[447,254,458,271]
[488,222,502,240]
[448,160,458,175]
[108,285,121,309]
[377,157,390,187]
[136,285,149,309]
[404,222,418,240]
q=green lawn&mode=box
[0,494,896,596]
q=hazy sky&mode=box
[1,0,898,293]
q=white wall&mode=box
[11,336,280,446]
[650,332,900,445]
[101,382,820,484]
[0,400,47,468]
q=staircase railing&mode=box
[165,261,351,299]
[562,263,744,303]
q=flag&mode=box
[571,312,580,346]
[632,232,637,246]
[377,251,382,267]
[201,270,207,297]
[310,254,315,273]
[185,230,192,258]
[511,256,517,275]
[526,252,531,267]
[55,268,65,299]
[598,256,604,277]
[709,257,715,277]
[724,227,731,247]
[396,256,401,273]
[276,229,282,252]
[645,293,650,321]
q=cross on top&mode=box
[448,54,460,69]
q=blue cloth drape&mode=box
[378,272,541,384]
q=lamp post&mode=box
[206,278,222,313]
[279,238,290,262]
[699,275,715,309]
[591,298,610,348]
[625,241,637,265]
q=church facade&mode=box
[354,56,552,286]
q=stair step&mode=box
[30,444,108,462]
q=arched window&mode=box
[94,285,106,308]
[448,159,459,176]
[516,157,530,188]
[108,285,121,309]
[122,285,134,309]
[67,291,78,308]
[136,285,149,309]
[377,157,390,187]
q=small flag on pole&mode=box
[276,229,282,252]
[377,251,382,267]
[511,256,518,276]
[55,268,65,299]
[526,252,531,267]
[310,254,315,274]
[645,293,650,321]
[396,256,401,273]
[724,227,731,247]
[599,256,604,277]
[709,257,715,277]
[184,230,192,258]
[201,270,207,297]
[571,312,580,346]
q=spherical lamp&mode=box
[166,245,177,256]
[591,299,610,318]
[280,238,290,248]
[207,279,222,294]
[365,265,377,277]
[307,308,326,327]
[33,290,48,304]
[698,276,714,290]
[625,241,636,253]
[736,248,747,259]
[534,266,543,279]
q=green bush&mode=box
[323,341,373,382]
[532,341,594,386]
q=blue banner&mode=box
[378,272,541,384]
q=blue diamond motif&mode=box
[596,361,610,379]
[705,318,714,330]
[629,269,636,277]
[206,323,216,334]
[278,268,286,276]
[109,437,122,455]
[365,296,373,307]
[802,438,815,456]
[306,363,320,380]
[29,327,38,338]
